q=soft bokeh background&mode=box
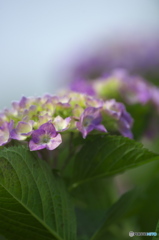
[0,0,159,109]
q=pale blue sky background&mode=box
[0,0,159,108]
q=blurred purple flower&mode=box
[72,56,107,81]
[69,38,159,84]
[151,87,159,112]
[121,75,152,105]
[70,79,95,96]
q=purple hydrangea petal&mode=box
[86,95,104,108]
[104,99,122,119]
[53,116,71,132]
[39,122,56,137]
[57,96,71,108]
[29,121,62,151]
[19,96,28,108]
[29,140,47,151]
[120,75,152,105]
[29,128,48,151]
[10,121,33,140]
[94,124,108,133]
[46,133,62,150]
[31,129,46,144]
[103,99,133,138]
[0,122,11,146]
[77,107,107,138]
[120,111,133,129]
[118,123,133,139]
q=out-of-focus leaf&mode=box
[90,188,141,240]
[0,235,7,240]
[72,178,116,209]
[71,178,117,240]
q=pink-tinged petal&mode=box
[58,96,70,104]
[57,102,71,108]
[17,121,33,132]
[0,122,10,146]
[53,116,71,132]
[11,121,33,140]
[81,129,87,139]
[0,113,8,123]
[29,140,47,151]
[29,123,62,151]
[46,133,62,150]
[11,129,30,140]
[4,108,18,118]
[8,120,14,131]
[0,136,9,146]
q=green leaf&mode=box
[71,178,116,240]
[71,135,159,188]
[72,178,115,210]
[90,188,140,240]
[0,146,76,240]
[134,171,159,237]
[90,174,159,240]
[76,208,106,240]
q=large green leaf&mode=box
[0,146,76,240]
[71,135,159,187]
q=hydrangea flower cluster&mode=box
[71,69,159,108]
[0,92,133,151]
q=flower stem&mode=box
[62,132,74,170]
